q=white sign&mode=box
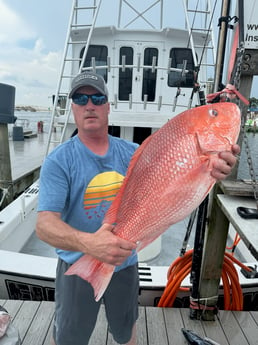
[244,0,258,49]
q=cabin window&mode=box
[118,47,133,101]
[142,48,158,102]
[80,45,108,81]
[168,48,195,87]
[133,127,152,144]
[108,125,121,138]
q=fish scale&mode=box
[66,102,241,301]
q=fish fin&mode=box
[104,133,156,224]
[128,130,159,169]
[65,254,115,301]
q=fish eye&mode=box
[209,109,218,117]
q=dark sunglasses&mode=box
[72,93,107,106]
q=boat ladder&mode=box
[45,0,218,155]
[45,0,103,155]
[182,0,217,92]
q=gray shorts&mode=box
[53,259,139,345]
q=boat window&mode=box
[108,125,121,138]
[133,127,152,144]
[168,48,195,87]
[118,47,133,101]
[80,45,108,81]
[142,48,158,102]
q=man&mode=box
[36,71,240,345]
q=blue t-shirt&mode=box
[38,134,139,271]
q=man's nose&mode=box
[85,98,95,108]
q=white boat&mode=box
[0,0,258,311]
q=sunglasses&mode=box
[72,93,107,106]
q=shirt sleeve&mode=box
[37,155,70,213]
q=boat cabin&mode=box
[57,25,211,143]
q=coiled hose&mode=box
[158,249,251,310]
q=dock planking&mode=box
[1,300,258,344]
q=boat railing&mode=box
[46,0,216,155]
[14,118,30,129]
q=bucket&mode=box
[12,127,24,141]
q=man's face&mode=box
[71,85,110,134]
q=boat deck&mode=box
[1,300,258,345]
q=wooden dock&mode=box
[0,132,58,205]
[1,300,258,345]
[9,132,49,180]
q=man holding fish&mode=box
[36,71,240,345]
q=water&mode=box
[238,133,258,180]
[7,111,53,180]
[12,110,52,135]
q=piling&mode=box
[0,83,16,209]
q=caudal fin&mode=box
[65,254,115,301]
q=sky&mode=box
[0,0,71,107]
[0,0,256,108]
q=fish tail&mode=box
[65,254,115,301]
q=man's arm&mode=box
[36,211,136,266]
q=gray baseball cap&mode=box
[69,71,108,98]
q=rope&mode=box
[206,83,249,105]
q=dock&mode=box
[2,132,58,203]
[1,300,258,345]
[9,132,49,181]
[217,194,258,260]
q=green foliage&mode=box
[249,97,258,108]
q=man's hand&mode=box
[87,224,137,266]
[211,144,240,180]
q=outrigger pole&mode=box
[213,0,232,92]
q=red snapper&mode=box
[66,102,241,301]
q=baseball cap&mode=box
[69,71,108,98]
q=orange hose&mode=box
[221,269,231,309]
[158,250,250,310]
[226,233,241,254]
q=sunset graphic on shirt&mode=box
[83,171,124,218]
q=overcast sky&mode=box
[0,0,256,107]
[0,0,72,107]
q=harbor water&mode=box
[12,110,52,136]
[8,111,53,180]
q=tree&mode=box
[249,97,258,108]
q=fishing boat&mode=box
[0,0,258,316]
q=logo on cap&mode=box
[76,74,98,82]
